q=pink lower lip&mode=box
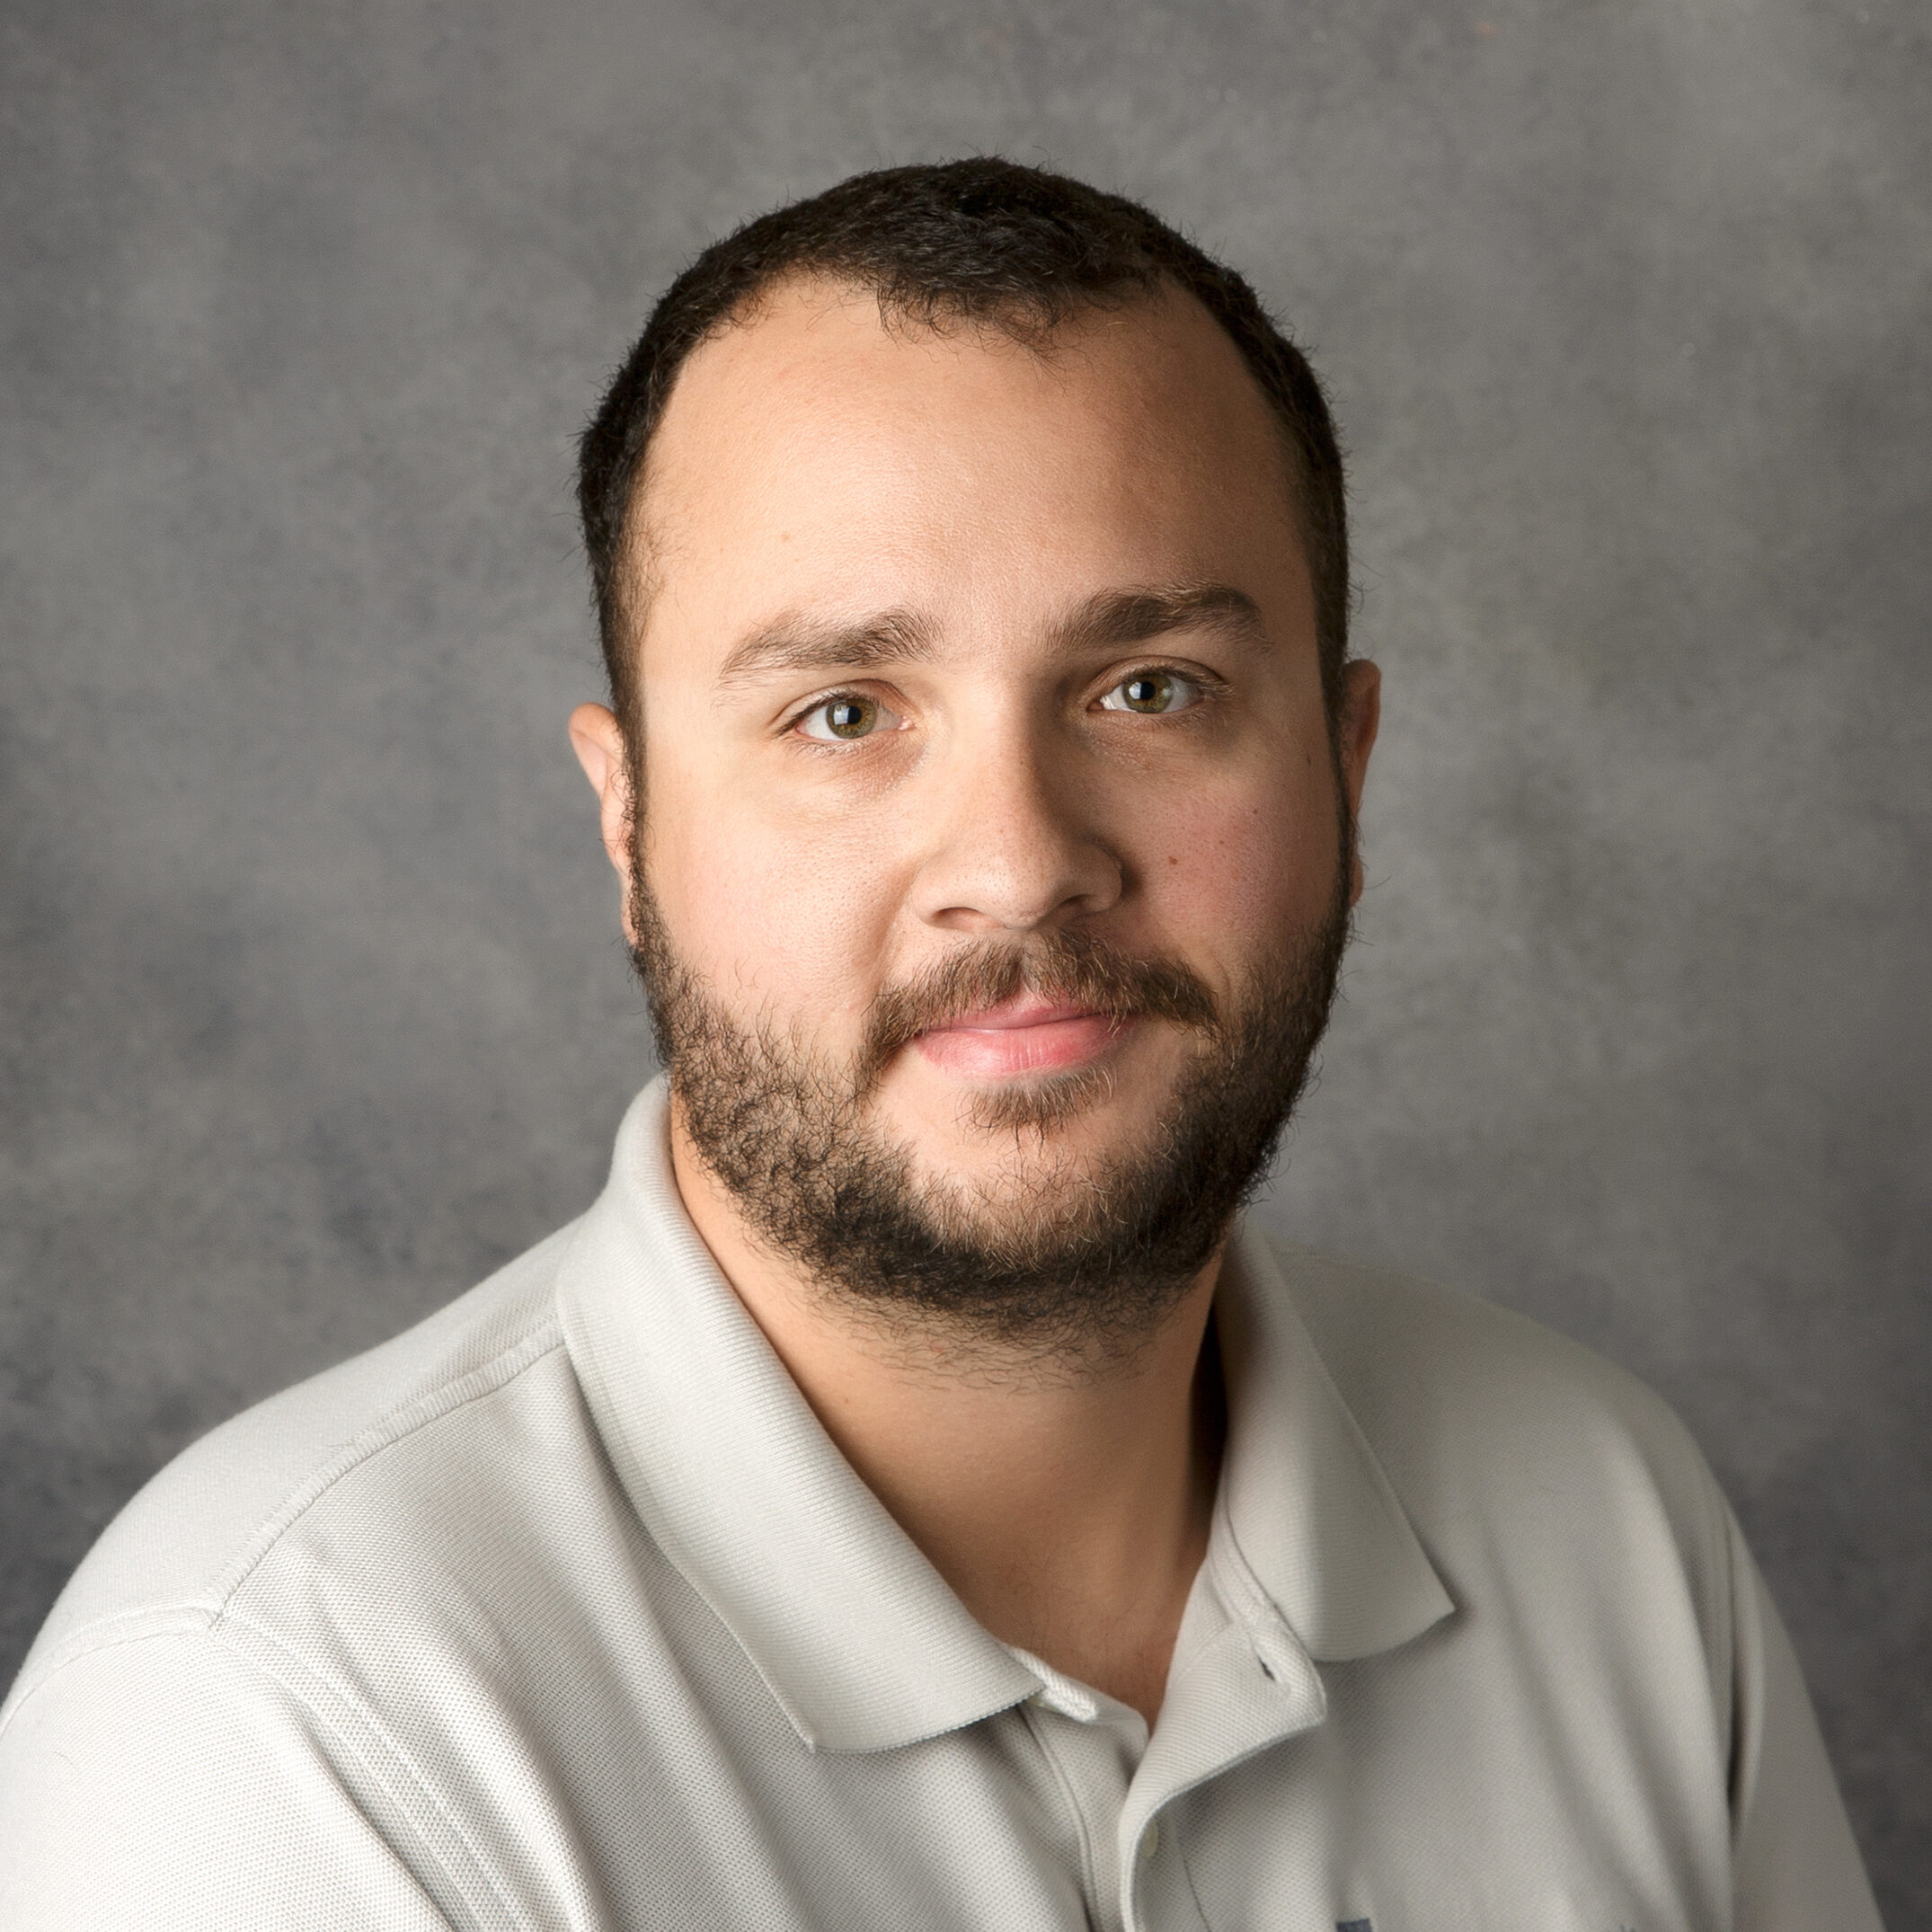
[912,1004,1132,1079]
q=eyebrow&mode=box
[1047,582,1271,657]
[711,580,1269,695]
[713,608,938,692]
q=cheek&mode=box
[1142,754,1340,951]
[645,786,903,1027]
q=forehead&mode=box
[626,276,1304,661]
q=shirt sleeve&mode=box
[0,1627,458,1932]
[1726,1515,1884,1932]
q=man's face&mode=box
[587,279,1378,1343]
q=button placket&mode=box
[1015,1684,1150,1932]
[1124,1805,1212,1932]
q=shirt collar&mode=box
[556,1079,1450,1755]
[555,1078,1037,1754]
[1212,1228,1454,1661]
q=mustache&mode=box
[855,930,1219,1092]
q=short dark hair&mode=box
[578,158,1350,732]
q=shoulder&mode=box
[5,1219,585,1719]
[1265,1237,1710,1480]
[1256,1236,1736,1623]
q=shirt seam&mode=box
[0,1611,220,1742]
[0,1617,485,1930]
[12,1314,569,1703]
[211,1317,569,1618]
[213,1611,523,1932]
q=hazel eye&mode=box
[795,693,900,741]
[1099,669,1201,715]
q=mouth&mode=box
[910,993,1134,1081]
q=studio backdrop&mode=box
[2,0,1927,1918]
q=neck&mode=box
[669,1100,1225,1727]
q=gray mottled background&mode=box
[3,0,1927,1915]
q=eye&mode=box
[1098,669,1201,715]
[794,692,901,742]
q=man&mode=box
[0,161,1880,1929]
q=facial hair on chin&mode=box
[627,843,1352,1365]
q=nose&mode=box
[908,720,1124,935]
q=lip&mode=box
[912,997,1132,1080]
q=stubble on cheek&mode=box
[625,845,1352,1363]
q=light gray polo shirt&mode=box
[1,1080,1880,1930]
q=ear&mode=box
[569,703,638,913]
[1337,660,1381,909]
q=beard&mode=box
[629,827,1353,1366]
